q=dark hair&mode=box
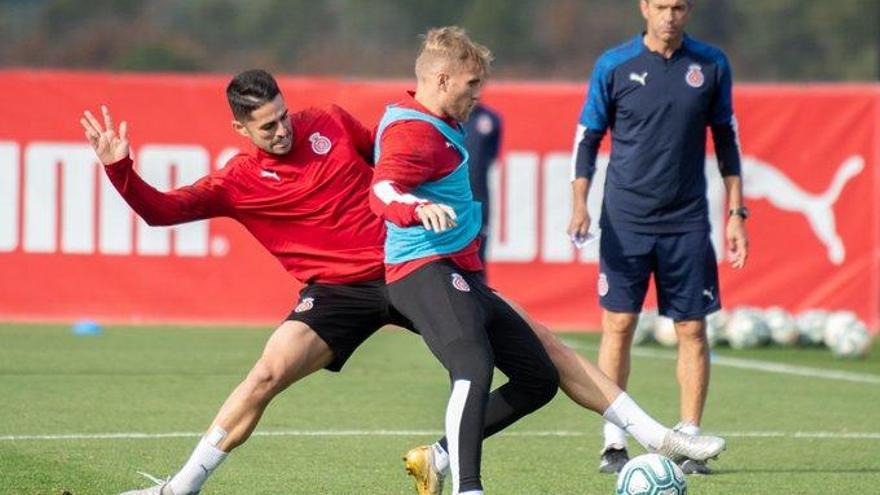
[226,69,281,121]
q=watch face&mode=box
[731,207,749,219]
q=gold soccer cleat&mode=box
[403,445,445,495]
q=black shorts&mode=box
[286,279,413,372]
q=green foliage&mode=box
[0,0,876,80]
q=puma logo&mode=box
[629,71,648,86]
[260,169,280,181]
[742,155,864,264]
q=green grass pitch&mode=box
[1,323,878,494]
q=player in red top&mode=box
[82,70,412,495]
[84,68,724,495]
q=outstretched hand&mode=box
[80,105,130,165]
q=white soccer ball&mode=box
[726,308,770,349]
[797,309,829,346]
[830,320,872,359]
[654,316,678,347]
[764,306,799,346]
[616,453,687,495]
[706,309,729,347]
[824,311,858,348]
[633,310,657,346]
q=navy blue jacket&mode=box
[464,104,502,233]
[573,34,741,233]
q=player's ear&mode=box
[231,119,250,138]
[437,71,449,92]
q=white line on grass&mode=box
[2,430,879,441]
[562,340,880,385]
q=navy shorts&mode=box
[598,225,721,321]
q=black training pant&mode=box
[388,260,559,493]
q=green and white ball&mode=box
[830,320,872,359]
[633,309,658,346]
[796,309,828,346]
[616,453,687,495]
[706,309,729,347]
[764,306,799,346]
[726,308,769,349]
[654,316,678,347]
[824,311,858,348]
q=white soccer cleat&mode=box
[118,472,198,495]
[403,445,446,495]
[118,484,170,495]
[656,430,726,463]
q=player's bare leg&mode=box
[211,321,333,450]
[119,321,334,495]
[518,305,723,473]
[673,318,712,474]
[595,310,638,472]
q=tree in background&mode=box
[0,0,876,81]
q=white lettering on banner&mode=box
[2,139,863,264]
[61,146,97,253]
[0,142,19,252]
[542,152,576,263]
[99,169,133,255]
[135,145,210,257]
[486,151,861,266]
[24,143,97,253]
[705,156,727,257]
[489,152,538,262]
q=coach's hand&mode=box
[80,105,130,166]
[727,216,748,269]
[567,204,591,241]
[416,203,458,232]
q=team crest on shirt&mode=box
[451,273,471,292]
[476,114,494,135]
[294,297,315,313]
[309,132,332,155]
[685,64,705,88]
[597,273,609,297]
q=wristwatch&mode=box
[729,206,749,220]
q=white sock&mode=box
[459,491,484,495]
[168,426,229,494]
[676,421,701,436]
[602,421,628,450]
[602,392,668,451]
[431,442,450,473]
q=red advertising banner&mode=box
[0,71,877,330]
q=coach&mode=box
[567,0,748,475]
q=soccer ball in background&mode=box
[633,309,657,346]
[726,308,770,349]
[823,311,858,348]
[830,320,872,359]
[706,309,729,347]
[764,306,799,346]
[654,316,678,347]
[796,309,829,346]
[616,453,687,495]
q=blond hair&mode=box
[415,26,493,79]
